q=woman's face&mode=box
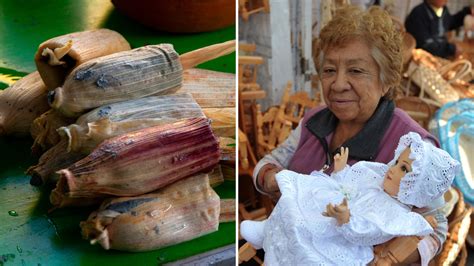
[383,147,413,197]
[320,39,388,124]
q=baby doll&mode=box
[240,132,460,265]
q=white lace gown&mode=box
[263,162,434,265]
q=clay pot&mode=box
[112,0,236,33]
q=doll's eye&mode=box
[401,166,409,173]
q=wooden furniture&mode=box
[239,55,264,91]
[264,82,293,153]
[269,82,317,150]
[238,242,263,265]
[239,42,257,54]
[255,104,279,158]
[239,128,257,174]
[395,96,437,130]
[239,0,269,21]
[238,50,266,149]
[281,85,318,126]
[254,81,317,158]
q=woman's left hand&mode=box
[322,198,350,225]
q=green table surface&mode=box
[0,0,236,265]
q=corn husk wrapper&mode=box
[50,117,220,207]
[35,29,131,90]
[208,164,224,188]
[58,93,204,154]
[178,68,235,108]
[30,109,75,154]
[27,139,85,186]
[0,71,49,136]
[52,164,225,208]
[203,107,235,137]
[80,173,220,252]
[179,40,235,71]
[49,40,235,117]
[48,44,183,117]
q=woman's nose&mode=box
[332,71,350,92]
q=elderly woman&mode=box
[252,6,446,265]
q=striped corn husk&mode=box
[50,118,220,207]
[49,40,235,117]
[178,68,235,108]
[48,44,183,117]
[203,107,235,137]
[58,93,204,154]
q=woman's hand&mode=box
[371,257,393,266]
[373,236,423,265]
[424,215,438,229]
[334,147,349,173]
[257,164,283,199]
[322,198,350,225]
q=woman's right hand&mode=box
[257,164,283,199]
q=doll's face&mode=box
[383,147,414,197]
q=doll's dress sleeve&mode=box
[330,161,387,188]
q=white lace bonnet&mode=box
[389,132,460,208]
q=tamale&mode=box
[80,173,220,252]
[27,139,85,186]
[0,71,49,136]
[58,93,204,154]
[208,164,224,188]
[178,68,235,108]
[35,29,131,90]
[30,109,75,154]
[52,164,225,209]
[203,107,235,137]
[48,41,235,117]
[50,118,220,207]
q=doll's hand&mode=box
[322,198,350,225]
[333,147,349,173]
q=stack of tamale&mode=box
[0,29,236,252]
